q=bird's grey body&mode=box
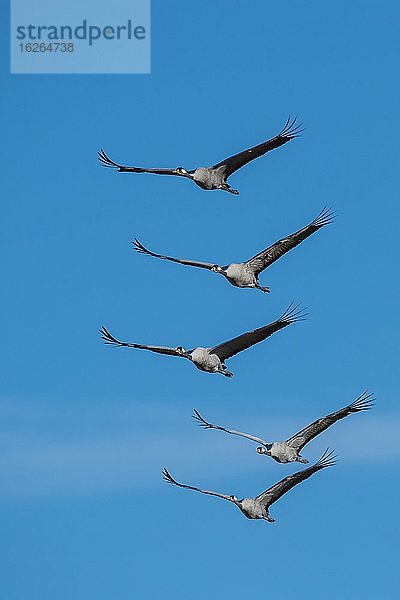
[224,263,259,289]
[193,391,374,463]
[133,207,334,294]
[98,117,302,195]
[267,442,300,463]
[239,498,270,520]
[100,302,305,378]
[188,347,230,376]
[192,166,232,192]
[163,449,336,522]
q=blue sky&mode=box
[1,1,399,598]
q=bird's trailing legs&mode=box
[257,284,271,293]
[221,184,239,195]
[220,365,234,378]
[264,515,275,523]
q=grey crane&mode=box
[133,206,334,293]
[99,302,306,378]
[98,116,302,195]
[193,390,374,463]
[163,449,336,522]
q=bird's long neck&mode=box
[180,169,194,179]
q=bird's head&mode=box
[175,167,189,175]
[229,495,239,503]
[211,265,225,275]
[256,446,271,456]
[176,346,187,355]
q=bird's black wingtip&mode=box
[98,148,120,169]
[351,390,375,411]
[280,115,304,139]
[192,408,202,421]
[132,238,149,254]
[99,324,109,339]
[192,409,210,428]
[280,301,309,324]
[313,205,336,227]
[99,325,120,346]
[99,325,109,342]
[317,448,338,468]
[162,467,176,485]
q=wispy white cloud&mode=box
[1,398,398,500]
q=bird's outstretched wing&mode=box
[132,239,217,271]
[286,390,374,450]
[210,302,307,361]
[163,468,236,503]
[256,449,337,508]
[99,326,183,356]
[212,116,303,178]
[245,206,334,276]
[98,149,187,176]
[193,409,268,446]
